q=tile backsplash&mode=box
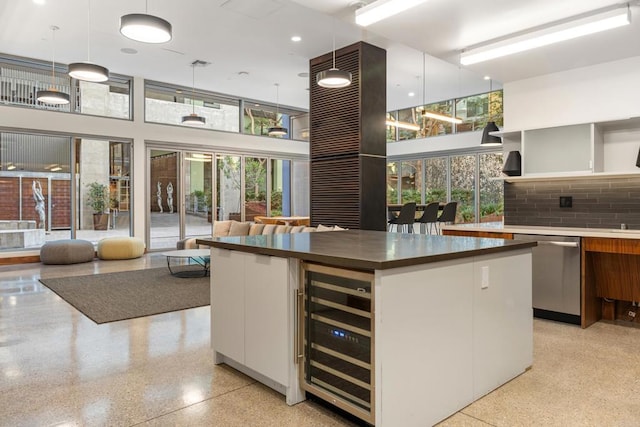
[503,177,640,230]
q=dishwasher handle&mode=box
[537,241,579,248]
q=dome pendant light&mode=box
[316,21,351,88]
[268,83,287,136]
[181,61,206,126]
[68,0,109,82]
[37,26,70,105]
[480,78,502,145]
[120,0,172,44]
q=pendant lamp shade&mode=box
[481,121,502,145]
[268,83,288,136]
[181,113,206,126]
[267,125,288,136]
[181,61,206,126]
[502,151,522,176]
[317,68,352,88]
[37,26,70,106]
[36,89,70,105]
[68,62,109,82]
[120,13,172,43]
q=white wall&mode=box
[504,55,640,130]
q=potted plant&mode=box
[86,181,110,230]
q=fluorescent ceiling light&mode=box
[185,157,212,162]
[422,111,463,124]
[461,7,630,65]
[50,166,62,172]
[355,0,428,27]
[386,120,420,131]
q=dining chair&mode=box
[436,201,458,234]
[417,202,440,234]
[388,202,416,233]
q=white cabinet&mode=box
[522,124,594,175]
[210,248,301,401]
[497,118,640,180]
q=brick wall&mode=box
[504,176,640,229]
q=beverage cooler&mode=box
[299,262,375,424]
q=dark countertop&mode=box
[196,230,536,270]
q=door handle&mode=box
[537,241,579,248]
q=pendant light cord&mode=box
[422,52,426,109]
[275,83,280,124]
[332,19,336,68]
[87,0,91,62]
[191,64,196,114]
[50,26,57,86]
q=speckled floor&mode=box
[1,254,639,426]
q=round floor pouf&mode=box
[97,236,146,260]
[40,239,95,265]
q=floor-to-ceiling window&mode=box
[0,132,132,252]
[148,149,180,250]
[388,150,503,224]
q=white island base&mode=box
[209,244,532,426]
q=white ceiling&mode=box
[0,0,638,111]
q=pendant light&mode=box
[316,20,352,88]
[182,61,206,126]
[120,0,172,44]
[268,83,287,136]
[68,0,109,82]
[421,52,462,124]
[481,78,502,145]
[37,26,70,105]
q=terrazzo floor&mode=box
[1,254,639,426]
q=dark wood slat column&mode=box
[309,41,387,231]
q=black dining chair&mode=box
[417,202,440,235]
[436,201,457,234]
[388,202,416,233]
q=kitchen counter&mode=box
[441,222,640,239]
[197,229,535,270]
[200,229,535,426]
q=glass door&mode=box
[184,152,213,240]
[215,154,241,221]
[149,149,179,250]
[244,156,267,222]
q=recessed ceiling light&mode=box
[120,47,138,54]
[297,72,309,78]
[291,36,301,42]
[484,75,491,80]
[408,92,415,97]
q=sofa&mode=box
[179,220,343,249]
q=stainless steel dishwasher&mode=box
[513,234,581,325]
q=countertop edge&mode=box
[441,223,640,239]
[197,238,536,270]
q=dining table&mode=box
[254,216,311,226]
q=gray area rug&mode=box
[39,267,210,324]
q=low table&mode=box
[162,249,210,278]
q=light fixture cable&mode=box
[268,83,288,136]
[316,18,352,88]
[181,60,206,126]
[68,0,109,82]
[37,25,70,105]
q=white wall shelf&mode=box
[503,170,640,183]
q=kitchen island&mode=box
[197,230,535,426]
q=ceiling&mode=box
[0,0,638,112]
